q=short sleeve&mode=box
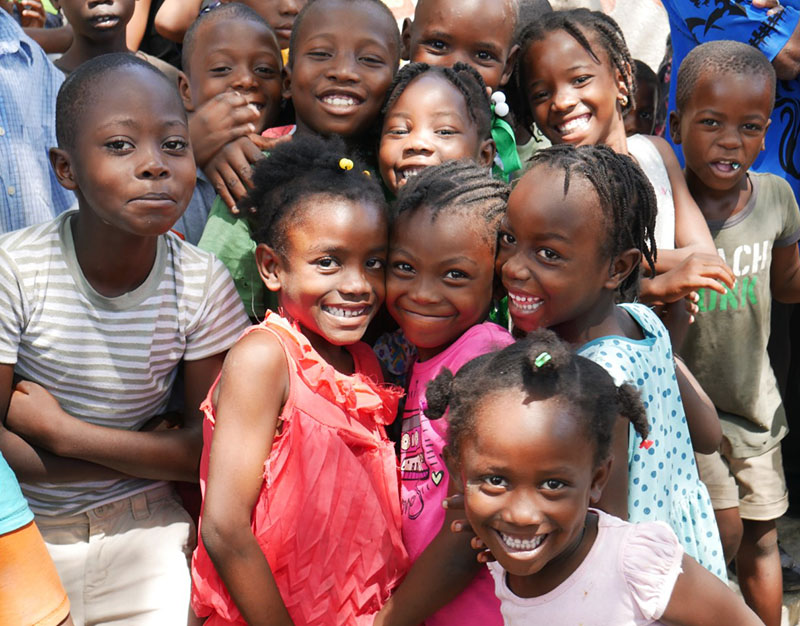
[0,248,27,365]
[182,251,251,361]
[774,177,800,247]
[623,521,684,621]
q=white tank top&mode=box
[627,134,675,251]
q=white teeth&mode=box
[499,532,546,551]
[508,292,543,313]
[400,167,426,180]
[322,95,359,107]
[557,115,590,135]
[323,306,367,318]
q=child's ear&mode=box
[762,118,772,151]
[400,18,413,61]
[589,455,613,505]
[255,243,284,292]
[282,65,293,101]
[499,44,520,88]
[478,138,496,169]
[443,447,464,494]
[615,67,630,109]
[668,110,682,145]
[605,248,642,290]
[49,148,77,191]
[177,71,195,113]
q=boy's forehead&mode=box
[191,15,279,58]
[412,0,518,34]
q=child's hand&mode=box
[203,135,266,213]
[752,0,784,16]
[189,91,260,169]
[5,381,77,455]
[19,0,46,28]
[639,253,735,305]
[442,494,496,564]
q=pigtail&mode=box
[522,329,571,373]
[616,382,650,440]
[424,369,456,420]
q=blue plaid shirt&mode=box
[0,11,75,234]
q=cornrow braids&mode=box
[382,62,493,140]
[238,134,387,254]
[392,160,508,248]
[516,8,635,126]
[527,144,657,299]
[425,329,649,466]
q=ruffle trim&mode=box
[265,312,403,426]
[622,520,684,620]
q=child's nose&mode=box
[339,267,371,296]
[137,146,170,179]
[551,86,577,111]
[500,253,531,282]
[230,68,258,92]
[408,275,439,305]
[278,0,302,15]
[717,126,743,149]
[326,54,359,83]
[403,130,434,156]
[503,490,545,527]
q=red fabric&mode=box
[191,312,408,624]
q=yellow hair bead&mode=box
[362,170,371,177]
[338,158,354,171]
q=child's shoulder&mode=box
[750,171,798,208]
[0,211,69,258]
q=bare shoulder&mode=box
[644,135,680,166]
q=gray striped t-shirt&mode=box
[0,210,250,516]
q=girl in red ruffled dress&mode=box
[191,136,408,625]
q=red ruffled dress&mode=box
[191,313,409,624]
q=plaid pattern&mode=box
[0,11,75,234]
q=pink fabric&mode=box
[487,510,684,625]
[400,322,513,625]
[191,312,409,625]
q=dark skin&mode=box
[0,68,226,486]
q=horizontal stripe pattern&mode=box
[0,211,249,515]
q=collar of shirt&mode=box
[0,10,34,65]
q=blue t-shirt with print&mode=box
[0,451,33,535]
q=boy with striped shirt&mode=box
[0,54,249,624]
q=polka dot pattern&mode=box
[578,303,727,581]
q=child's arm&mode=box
[594,415,629,520]
[200,330,293,625]
[660,554,761,625]
[154,0,203,43]
[650,136,718,268]
[771,241,800,303]
[2,353,225,482]
[639,253,734,305]
[374,480,486,626]
[674,357,722,455]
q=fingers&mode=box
[250,132,293,152]
[442,493,464,511]
[209,166,238,212]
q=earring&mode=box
[619,94,629,107]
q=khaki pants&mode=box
[36,485,196,626]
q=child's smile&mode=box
[387,209,495,361]
[288,0,398,137]
[379,73,489,194]
[459,388,605,597]
[524,29,627,152]
[59,0,134,37]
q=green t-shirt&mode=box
[682,172,800,457]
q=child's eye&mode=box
[499,231,516,247]
[742,123,763,132]
[359,55,386,67]
[307,50,332,60]
[366,257,385,270]
[639,111,653,121]
[536,248,560,262]
[445,269,469,280]
[529,89,549,102]
[255,65,278,77]
[435,127,459,136]
[483,475,508,490]
[424,39,447,52]
[210,65,230,74]
[105,139,134,152]
[475,50,497,63]
[573,75,592,85]
[384,126,409,136]
[542,479,565,491]
[163,139,188,152]
[699,118,719,127]
[316,257,340,269]
[392,261,415,274]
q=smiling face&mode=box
[267,195,388,347]
[57,66,195,238]
[404,0,517,91]
[182,18,283,131]
[457,388,607,595]
[672,70,772,194]
[379,73,492,194]
[287,0,398,138]
[523,29,628,150]
[387,207,496,360]
[497,165,617,337]
[56,0,135,41]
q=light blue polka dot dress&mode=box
[578,303,727,581]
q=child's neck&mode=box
[57,33,130,73]
[295,322,356,375]
[551,292,642,347]
[70,211,159,298]
[508,510,599,598]
[685,169,751,223]
[597,115,629,155]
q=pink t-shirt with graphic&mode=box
[400,322,514,625]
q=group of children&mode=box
[1,0,800,625]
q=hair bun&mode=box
[424,369,455,420]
